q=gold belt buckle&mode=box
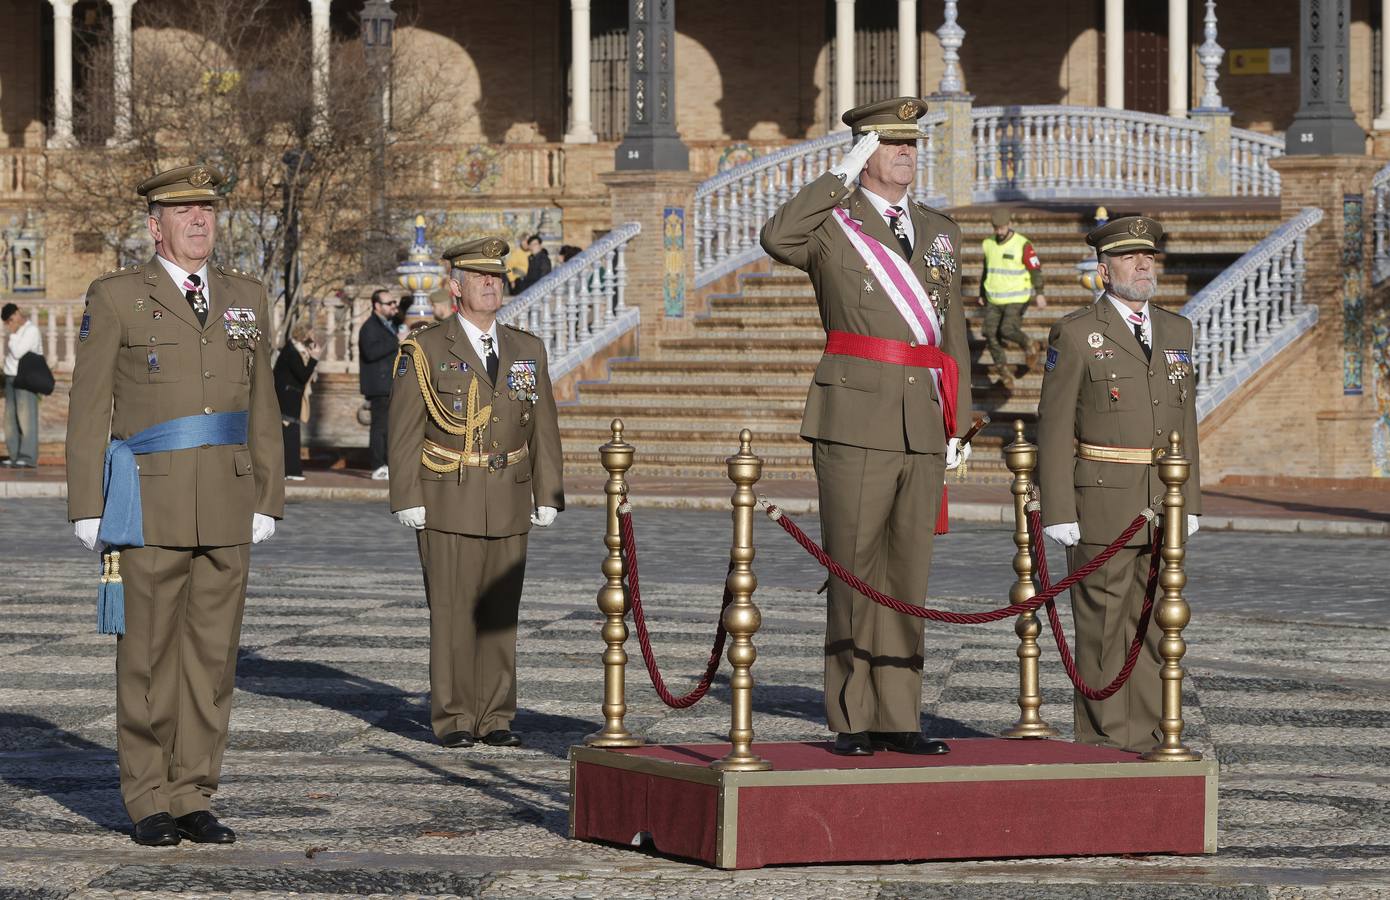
[488,451,508,472]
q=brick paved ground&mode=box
[0,499,1387,898]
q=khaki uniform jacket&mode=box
[1036,297,1201,544]
[66,256,285,546]
[388,318,564,537]
[760,172,972,451]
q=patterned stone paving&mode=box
[0,499,1387,898]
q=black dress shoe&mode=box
[869,731,950,755]
[132,812,180,846]
[481,729,523,747]
[831,731,874,756]
[441,730,475,748]
[175,811,236,844]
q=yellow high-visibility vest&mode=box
[981,231,1033,304]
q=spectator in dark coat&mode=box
[358,289,400,479]
[558,244,582,263]
[509,234,551,294]
[274,322,319,480]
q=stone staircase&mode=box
[560,204,1283,482]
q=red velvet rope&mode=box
[618,504,730,709]
[1027,507,1161,700]
[764,502,1151,624]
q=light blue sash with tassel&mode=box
[95,411,249,635]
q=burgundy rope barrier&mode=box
[1027,506,1161,700]
[763,501,1151,624]
[618,503,730,709]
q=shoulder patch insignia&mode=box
[1045,346,1058,371]
[79,313,91,342]
[396,356,410,378]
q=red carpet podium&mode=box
[570,738,1217,869]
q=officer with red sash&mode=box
[760,98,973,757]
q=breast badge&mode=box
[1087,332,1105,348]
[507,360,539,402]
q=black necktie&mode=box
[184,273,207,326]
[1129,312,1151,361]
[886,206,912,257]
[482,334,499,383]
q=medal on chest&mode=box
[223,307,261,350]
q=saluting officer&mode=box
[388,237,564,750]
[66,165,284,846]
[1036,215,1201,754]
[760,99,973,758]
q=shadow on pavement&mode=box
[0,713,126,834]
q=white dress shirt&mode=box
[1107,294,1151,347]
[3,319,41,377]
[858,183,916,248]
[457,314,499,368]
[155,255,211,305]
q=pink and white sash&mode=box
[830,206,943,348]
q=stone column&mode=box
[897,0,917,97]
[834,0,855,129]
[929,0,971,208]
[1287,0,1366,154]
[1265,156,1382,477]
[601,171,699,345]
[565,0,597,143]
[1167,0,1188,117]
[107,0,136,145]
[310,0,332,141]
[48,0,77,148]
[1104,0,1124,110]
[1375,0,1390,130]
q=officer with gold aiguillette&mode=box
[1036,215,1201,753]
[388,236,564,750]
[65,164,284,846]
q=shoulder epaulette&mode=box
[1059,306,1092,324]
[503,321,536,336]
[217,264,263,284]
[914,200,957,224]
[95,264,141,282]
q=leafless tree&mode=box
[49,0,458,341]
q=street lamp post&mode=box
[360,0,397,276]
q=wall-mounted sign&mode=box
[1230,48,1292,75]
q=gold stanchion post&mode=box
[1142,431,1201,762]
[711,429,772,772]
[586,418,643,748]
[1001,420,1058,739]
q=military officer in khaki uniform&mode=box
[388,237,564,749]
[66,165,284,846]
[761,99,973,757]
[1036,216,1201,754]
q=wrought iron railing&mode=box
[971,106,1208,200]
[693,112,948,287]
[1229,128,1284,197]
[500,221,640,380]
[1181,206,1322,420]
[1371,160,1390,284]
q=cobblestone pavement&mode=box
[1,499,1387,898]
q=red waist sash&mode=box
[824,330,959,436]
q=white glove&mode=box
[1043,522,1081,547]
[1187,514,1200,538]
[829,131,880,184]
[251,513,276,544]
[531,506,558,527]
[945,437,972,471]
[396,506,426,530]
[74,518,102,552]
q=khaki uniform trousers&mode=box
[417,529,528,739]
[814,441,945,735]
[982,300,1034,367]
[1067,541,1164,753]
[115,543,250,823]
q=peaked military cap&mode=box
[1087,216,1163,255]
[842,97,930,138]
[443,237,510,275]
[137,165,226,203]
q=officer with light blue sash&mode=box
[65,165,284,848]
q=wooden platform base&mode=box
[569,738,1217,869]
